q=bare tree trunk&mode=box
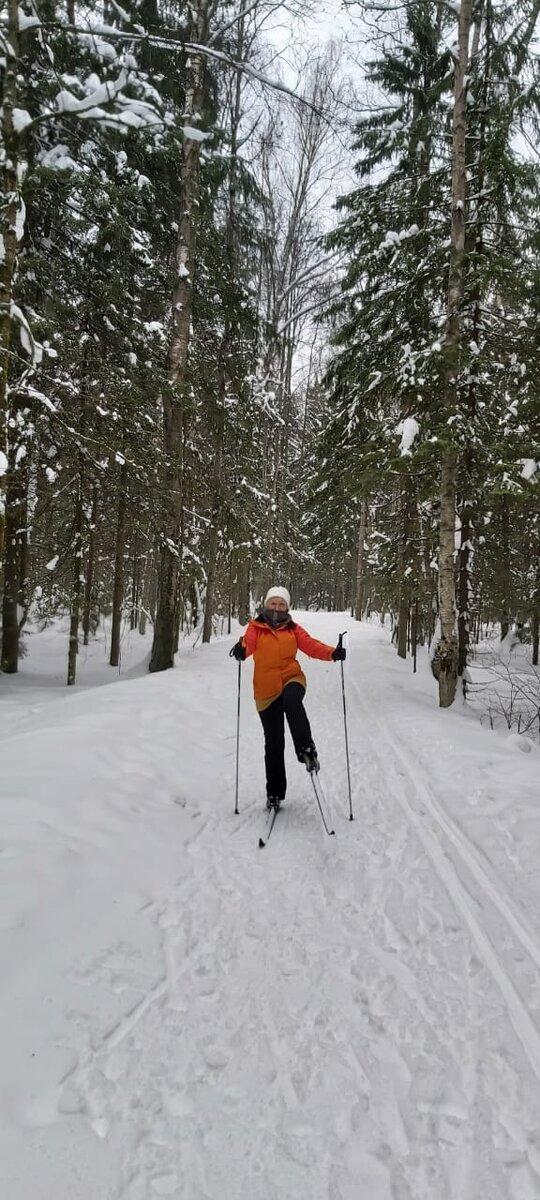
[499,496,511,639]
[202,392,225,644]
[456,3,491,684]
[110,464,128,667]
[532,590,539,668]
[67,486,84,687]
[139,546,157,636]
[0,0,21,563]
[437,452,459,705]
[82,484,99,646]
[0,416,27,672]
[138,554,150,637]
[202,9,248,643]
[150,0,211,672]
[457,503,473,675]
[130,537,139,631]
[396,477,413,660]
[274,326,295,566]
[237,554,250,625]
[354,497,368,621]
[435,0,472,707]
[391,470,412,657]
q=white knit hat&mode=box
[264,586,291,609]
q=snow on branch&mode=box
[48,23,329,119]
[10,303,42,366]
[17,5,41,31]
[396,417,420,456]
[55,68,128,114]
[520,458,538,481]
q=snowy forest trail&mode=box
[2,616,540,1200]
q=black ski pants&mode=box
[258,681,313,800]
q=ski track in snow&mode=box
[353,675,540,1064]
[3,616,540,1199]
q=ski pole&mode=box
[232,655,242,814]
[338,632,354,821]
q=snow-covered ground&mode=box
[1,613,540,1200]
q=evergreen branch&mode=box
[37,22,329,120]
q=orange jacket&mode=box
[242,616,334,704]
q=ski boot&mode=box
[266,795,284,811]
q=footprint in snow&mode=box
[151,1174,179,1196]
[203,1047,229,1070]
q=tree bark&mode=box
[435,0,473,707]
[499,496,511,639]
[531,546,539,666]
[130,537,139,631]
[202,391,225,644]
[396,476,414,660]
[82,484,99,646]
[437,450,459,706]
[67,488,84,687]
[139,547,157,636]
[150,0,211,672]
[0,0,21,564]
[237,554,250,625]
[0,420,28,673]
[110,464,128,667]
[354,497,368,621]
[457,502,473,676]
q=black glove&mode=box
[332,645,346,662]
[230,640,246,661]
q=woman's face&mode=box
[267,597,288,612]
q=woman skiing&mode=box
[230,587,346,809]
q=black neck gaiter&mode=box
[262,608,291,628]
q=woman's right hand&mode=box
[230,640,246,661]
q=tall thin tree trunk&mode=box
[110,464,128,667]
[354,497,368,621]
[458,503,473,676]
[499,496,511,639]
[130,537,139,631]
[0,0,21,565]
[275,327,295,564]
[237,554,250,625]
[67,357,91,684]
[202,391,225,644]
[138,541,154,636]
[437,451,459,706]
[456,3,489,685]
[531,543,540,666]
[150,0,210,673]
[436,0,472,707]
[532,567,539,666]
[0,420,27,672]
[67,486,84,687]
[396,476,413,660]
[82,484,98,646]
